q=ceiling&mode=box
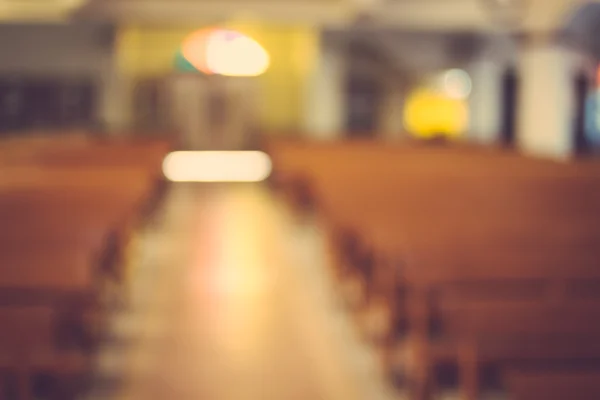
[0,0,85,21]
[325,28,492,78]
[0,0,595,34]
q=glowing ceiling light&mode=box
[162,151,272,182]
[442,69,472,100]
[180,29,215,74]
[180,28,270,77]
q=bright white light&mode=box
[206,30,270,77]
[162,151,272,182]
[442,69,472,100]
[181,28,271,77]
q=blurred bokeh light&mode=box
[180,28,270,77]
[403,87,468,139]
[162,151,273,182]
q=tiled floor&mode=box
[86,183,398,400]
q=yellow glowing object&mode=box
[162,151,272,182]
[403,88,468,139]
[182,29,270,77]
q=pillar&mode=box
[468,34,516,145]
[99,64,134,134]
[380,77,406,141]
[516,35,579,159]
[303,37,346,140]
[468,59,503,144]
[167,74,209,149]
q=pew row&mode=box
[266,138,600,400]
[0,134,172,399]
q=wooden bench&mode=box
[437,301,600,400]
[266,138,600,400]
[0,133,171,399]
[0,305,90,400]
[507,369,600,400]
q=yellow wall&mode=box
[116,22,319,132]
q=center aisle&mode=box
[94,184,398,400]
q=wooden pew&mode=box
[0,134,171,399]
[0,133,171,215]
[506,370,600,400]
[0,186,149,277]
[438,301,600,400]
[0,306,90,399]
[266,138,600,400]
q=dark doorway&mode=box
[25,79,61,129]
[500,68,518,146]
[59,81,96,128]
[0,76,96,135]
[0,78,26,135]
[573,71,590,155]
[345,75,381,136]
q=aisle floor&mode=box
[88,184,398,400]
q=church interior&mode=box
[2,0,600,399]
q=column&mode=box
[99,56,133,134]
[380,76,406,141]
[303,38,346,140]
[468,59,503,144]
[467,34,516,145]
[167,74,209,150]
[516,35,580,159]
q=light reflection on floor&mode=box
[104,183,397,400]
